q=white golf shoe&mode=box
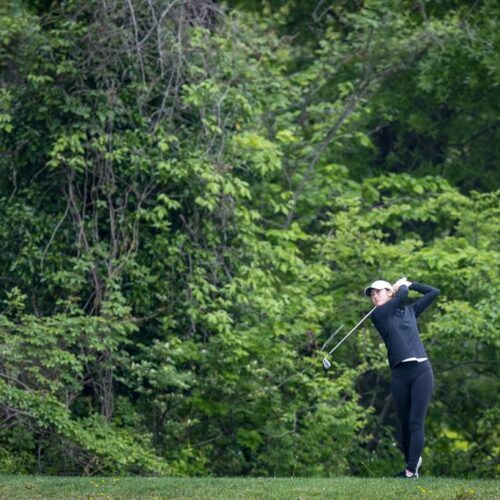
[415,456,423,478]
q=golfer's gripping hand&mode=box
[393,277,412,292]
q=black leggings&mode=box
[391,360,434,473]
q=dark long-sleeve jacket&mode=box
[370,282,440,368]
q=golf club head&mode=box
[322,357,331,369]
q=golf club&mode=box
[320,324,344,352]
[322,306,376,369]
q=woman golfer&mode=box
[364,277,439,478]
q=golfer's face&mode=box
[370,288,392,306]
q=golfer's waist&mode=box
[391,358,432,374]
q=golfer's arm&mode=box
[410,282,440,317]
[375,285,409,315]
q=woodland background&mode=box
[0,0,498,478]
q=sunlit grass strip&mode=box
[0,476,498,499]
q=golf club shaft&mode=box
[320,324,344,352]
[325,306,376,357]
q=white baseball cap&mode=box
[364,280,394,297]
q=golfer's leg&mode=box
[391,375,411,465]
[407,367,434,473]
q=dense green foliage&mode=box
[0,0,498,477]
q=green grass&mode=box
[0,476,498,499]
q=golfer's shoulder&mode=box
[371,304,391,320]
